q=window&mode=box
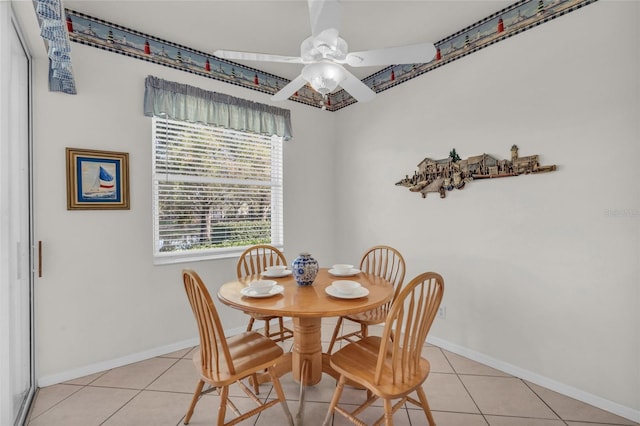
[152,116,283,264]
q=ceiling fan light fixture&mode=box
[302,62,346,95]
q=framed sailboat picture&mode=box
[66,148,130,210]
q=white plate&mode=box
[261,269,293,278]
[240,284,284,298]
[325,285,369,299]
[328,268,361,277]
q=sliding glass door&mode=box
[0,4,35,425]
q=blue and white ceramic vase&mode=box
[292,252,318,286]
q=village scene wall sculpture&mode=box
[396,145,556,199]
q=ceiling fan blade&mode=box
[339,70,375,103]
[308,0,342,38]
[346,42,437,67]
[214,49,303,64]
[272,74,308,101]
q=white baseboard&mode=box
[36,325,247,388]
[427,335,640,424]
[37,330,638,423]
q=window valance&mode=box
[143,76,292,140]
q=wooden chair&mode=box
[322,272,444,426]
[181,269,294,426]
[236,245,293,343]
[327,245,406,353]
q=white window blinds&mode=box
[152,116,283,263]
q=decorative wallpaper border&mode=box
[65,0,597,112]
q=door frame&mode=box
[0,4,36,425]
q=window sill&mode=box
[153,244,285,265]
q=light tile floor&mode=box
[27,319,638,426]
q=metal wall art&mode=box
[396,145,556,199]
[64,0,597,111]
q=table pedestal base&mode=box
[292,317,322,385]
[249,321,363,426]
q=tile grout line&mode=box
[26,384,85,424]
[96,356,184,426]
[521,379,570,426]
[28,367,114,424]
[440,347,491,425]
[97,388,144,426]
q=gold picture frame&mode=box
[66,148,130,210]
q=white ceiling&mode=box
[62,0,514,81]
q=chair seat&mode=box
[330,336,431,399]
[344,305,388,325]
[193,331,284,385]
[244,311,278,321]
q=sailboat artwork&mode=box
[98,166,115,192]
[67,148,129,210]
[81,161,118,199]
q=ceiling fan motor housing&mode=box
[300,35,348,63]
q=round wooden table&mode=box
[217,267,393,386]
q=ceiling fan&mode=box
[214,0,436,105]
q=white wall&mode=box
[334,0,639,419]
[28,41,338,382]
